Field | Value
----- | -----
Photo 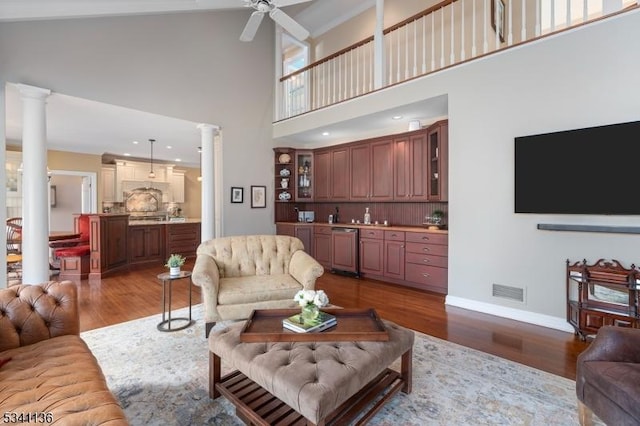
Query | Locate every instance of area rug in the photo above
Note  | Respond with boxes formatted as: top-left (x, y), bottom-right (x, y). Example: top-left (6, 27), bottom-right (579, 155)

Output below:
top-left (81, 305), bottom-right (602, 425)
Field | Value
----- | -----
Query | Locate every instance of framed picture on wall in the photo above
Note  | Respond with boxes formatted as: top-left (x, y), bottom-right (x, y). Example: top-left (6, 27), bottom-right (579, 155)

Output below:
top-left (491, 0), bottom-right (506, 43)
top-left (231, 187), bottom-right (243, 203)
top-left (250, 185), bottom-right (266, 208)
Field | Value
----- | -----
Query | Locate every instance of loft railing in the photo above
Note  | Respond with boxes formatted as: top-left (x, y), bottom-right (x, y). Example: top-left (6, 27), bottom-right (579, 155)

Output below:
top-left (277, 0), bottom-right (638, 121)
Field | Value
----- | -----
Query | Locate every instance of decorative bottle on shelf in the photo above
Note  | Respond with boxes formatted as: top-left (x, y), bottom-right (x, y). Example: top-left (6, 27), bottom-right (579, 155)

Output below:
top-left (364, 207), bottom-right (371, 225)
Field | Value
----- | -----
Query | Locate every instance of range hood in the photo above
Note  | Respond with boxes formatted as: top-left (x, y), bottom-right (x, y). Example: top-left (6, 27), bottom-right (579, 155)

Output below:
top-left (121, 180), bottom-right (169, 193)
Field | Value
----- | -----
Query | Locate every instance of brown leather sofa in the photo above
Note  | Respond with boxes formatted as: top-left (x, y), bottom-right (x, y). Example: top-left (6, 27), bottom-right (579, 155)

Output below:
top-left (576, 326), bottom-right (640, 426)
top-left (0, 281), bottom-right (128, 424)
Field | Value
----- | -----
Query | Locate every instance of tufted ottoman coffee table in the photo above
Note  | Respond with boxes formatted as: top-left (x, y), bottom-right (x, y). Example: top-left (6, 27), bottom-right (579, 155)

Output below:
top-left (208, 314), bottom-right (414, 426)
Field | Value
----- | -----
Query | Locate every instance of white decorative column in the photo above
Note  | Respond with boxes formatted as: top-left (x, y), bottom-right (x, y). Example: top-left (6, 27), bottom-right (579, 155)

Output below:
top-left (213, 130), bottom-right (223, 238)
top-left (0, 85), bottom-right (7, 288)
top-left (373, 0), bottom-right (386, 89)
top-left (16, 83), bottom-right (51, 284)
top-left (197, 123), bottom-right (220, 242)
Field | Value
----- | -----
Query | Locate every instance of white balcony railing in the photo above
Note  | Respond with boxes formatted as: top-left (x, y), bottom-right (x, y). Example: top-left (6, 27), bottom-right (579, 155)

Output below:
top-left (277, 0), bottom-right (638, 121)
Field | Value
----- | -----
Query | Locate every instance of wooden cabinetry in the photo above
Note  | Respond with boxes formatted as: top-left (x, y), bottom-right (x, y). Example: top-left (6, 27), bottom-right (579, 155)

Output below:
top-left (384, 230), bottom-right (405, 280)
top-left (295, 151), bottom-right (313, 201)
top-left (567, 259), bottom-right (640, 340)
top-left (350, 139), bottom-right (394, 201)
top-left (276, 223), bottom-right (312, 254)
top-left (331, 147), bottom-right (350, 201)
top-left (404, 232), bottom-right (448, 293)
top-left (169, 170), bottom-right (185, 203)
top-left (101, 166), bottom-right (116, 203)
top-left (313, 151), bottom-right (330, 201)
top-left (313, 226), bottom-right (332, 269)
top-left (166, 222), bottom-right (200, 259)
top-left (427, 120), bottom-right (449, 201)
top-left (359, 228), bottom-right (385, 275)
top-left (394, 131), bottom-right (429, 201)
top-left (129, 224), bottom-right (165, 266)
top-left (89, 214), bottom-right (129, 279)
top-left (286, 120), bottom-right (447, 205)
top-left (313, 147), bottom-right (350, 201)
top-left (350, 144), bottom-right (370, 201)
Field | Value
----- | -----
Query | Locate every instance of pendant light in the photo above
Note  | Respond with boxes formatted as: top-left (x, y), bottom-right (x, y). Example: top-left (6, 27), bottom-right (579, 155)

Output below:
top-left (148, 138), bottom-right (156, 179)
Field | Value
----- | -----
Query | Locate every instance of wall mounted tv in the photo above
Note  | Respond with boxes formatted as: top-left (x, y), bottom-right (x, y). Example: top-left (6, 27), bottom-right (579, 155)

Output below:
top-left (514, 120), bottom-right (640, 215)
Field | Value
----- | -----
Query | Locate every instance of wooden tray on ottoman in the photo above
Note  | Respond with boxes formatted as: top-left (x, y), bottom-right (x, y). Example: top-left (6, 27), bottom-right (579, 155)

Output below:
top-left (240, 308), bottom-right (389, 342)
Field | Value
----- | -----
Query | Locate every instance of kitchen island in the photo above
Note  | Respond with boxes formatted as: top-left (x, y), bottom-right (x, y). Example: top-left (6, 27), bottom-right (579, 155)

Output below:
top-left (128, 219), bottom-right (201, 267)
top-left (87, 214), bottom-right (201, 279)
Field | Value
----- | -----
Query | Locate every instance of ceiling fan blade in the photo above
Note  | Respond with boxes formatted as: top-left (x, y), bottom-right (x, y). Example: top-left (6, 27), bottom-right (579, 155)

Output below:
top-left (269, 8), bottom-right (309, 41)
top-left (240, 11), bottom-right (265, 42)
top-left (272, 0), bottom-right (312, 7)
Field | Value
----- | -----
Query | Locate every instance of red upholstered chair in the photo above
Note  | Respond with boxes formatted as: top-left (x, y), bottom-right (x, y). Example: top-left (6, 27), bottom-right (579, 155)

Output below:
top-left (50, 215), bottom-right (91, 278)
top-left (6, 217), bottom-right (22, 254)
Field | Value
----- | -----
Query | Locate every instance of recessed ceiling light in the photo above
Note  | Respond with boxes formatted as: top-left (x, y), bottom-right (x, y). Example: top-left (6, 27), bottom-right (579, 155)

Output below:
top-left (166, 145), bottom-right (172, 149)
top-left (123, 153), bottom-right (131, 156)
top-left (322, 131), bottom-right (330, 136)
top-left (132, 140), bottom-right (139, 144)
top-left (392, 115), bottom-right (403, 120)
top-left (175, 158), bottom-right (182, 162)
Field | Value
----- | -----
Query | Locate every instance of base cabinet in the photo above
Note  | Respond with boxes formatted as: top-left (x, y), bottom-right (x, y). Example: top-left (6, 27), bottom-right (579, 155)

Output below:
top-left (129, 225), bottom-right (165, 266)
top-left (313, 226), bottom-right (332, 269)
top-left (276, 223), bottom-right (313, 254)
top-left (359, 229), bottom-right (384, 275)
top-left (404, 232), bottom-right (448, 293)
top-left (89, 214), bottom-right (129, 279)
top-left (166, 222), bottom-right (201, 259)
top-left (383, 231), bottom-right (405, 280)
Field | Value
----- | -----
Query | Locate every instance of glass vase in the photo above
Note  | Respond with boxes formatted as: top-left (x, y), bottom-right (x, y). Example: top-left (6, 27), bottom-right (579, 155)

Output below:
top-left (301, 304), bottom-right (320, 323)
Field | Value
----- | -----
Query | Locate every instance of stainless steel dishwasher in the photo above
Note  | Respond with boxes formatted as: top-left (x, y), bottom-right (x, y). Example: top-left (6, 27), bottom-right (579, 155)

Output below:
top-left (330, 227), bottom-right (359, 277)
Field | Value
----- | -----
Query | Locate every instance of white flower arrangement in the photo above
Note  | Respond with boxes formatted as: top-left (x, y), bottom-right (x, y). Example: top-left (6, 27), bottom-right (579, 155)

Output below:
top-left (294, 289), bottom-right (329, 308)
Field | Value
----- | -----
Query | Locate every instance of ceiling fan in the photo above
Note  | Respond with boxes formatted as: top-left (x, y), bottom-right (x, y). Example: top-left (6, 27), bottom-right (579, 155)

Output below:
top-left (240, 0), bottom-right (311, 42)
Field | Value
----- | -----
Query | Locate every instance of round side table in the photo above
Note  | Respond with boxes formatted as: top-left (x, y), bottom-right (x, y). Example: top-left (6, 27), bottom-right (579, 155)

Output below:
top-left (157, 270), bottom-right (193, 332)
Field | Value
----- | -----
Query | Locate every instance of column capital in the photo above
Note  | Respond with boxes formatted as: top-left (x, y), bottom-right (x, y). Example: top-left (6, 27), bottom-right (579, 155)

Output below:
top-left (197, 123), bottom-right (220, 134)
top-left (15, 83), bottom-right (51, 100)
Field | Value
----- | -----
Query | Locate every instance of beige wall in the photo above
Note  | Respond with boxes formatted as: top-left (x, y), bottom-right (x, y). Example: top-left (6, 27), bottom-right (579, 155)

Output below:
top-left (181, 167), bottom-right (202, 219)
top-left (0, 10), bottom-right (275, 237)
top-left (47, 149), bottom-right (102, 204)
top-left (49, 150), bottom-right (203, 218)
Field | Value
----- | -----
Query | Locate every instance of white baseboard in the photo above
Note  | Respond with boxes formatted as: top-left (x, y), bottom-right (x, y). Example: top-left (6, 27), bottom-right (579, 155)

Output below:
top-left (445, 295), bottom-right (575, 334)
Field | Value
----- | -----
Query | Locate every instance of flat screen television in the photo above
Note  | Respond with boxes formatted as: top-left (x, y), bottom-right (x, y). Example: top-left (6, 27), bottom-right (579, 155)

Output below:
top-left (514, 120), bottom-right (640, 215)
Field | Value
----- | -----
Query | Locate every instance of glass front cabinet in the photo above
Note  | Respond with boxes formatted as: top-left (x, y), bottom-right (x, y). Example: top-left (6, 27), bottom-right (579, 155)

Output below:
top-left (295, 151), bottom-right (313, 201)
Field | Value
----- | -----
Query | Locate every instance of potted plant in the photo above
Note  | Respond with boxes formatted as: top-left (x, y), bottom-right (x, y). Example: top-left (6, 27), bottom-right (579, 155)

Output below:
top-left (165, 253), bottom-right (186, 276)
top-left (431, 210), bottom-right (444, 225)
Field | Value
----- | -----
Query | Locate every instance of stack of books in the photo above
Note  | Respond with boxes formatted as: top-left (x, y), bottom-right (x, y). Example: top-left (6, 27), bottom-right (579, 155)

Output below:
top-left (283, 311), bottom-right (337, 333)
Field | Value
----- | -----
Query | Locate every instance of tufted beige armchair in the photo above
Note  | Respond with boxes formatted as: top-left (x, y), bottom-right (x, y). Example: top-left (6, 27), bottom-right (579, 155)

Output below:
top-left (192, 235), bottom-right (324, 337)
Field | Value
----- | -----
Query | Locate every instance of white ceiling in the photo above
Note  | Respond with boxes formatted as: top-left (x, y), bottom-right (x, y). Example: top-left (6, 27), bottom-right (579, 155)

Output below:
top-left (1, 0), bottom-right (446, 167)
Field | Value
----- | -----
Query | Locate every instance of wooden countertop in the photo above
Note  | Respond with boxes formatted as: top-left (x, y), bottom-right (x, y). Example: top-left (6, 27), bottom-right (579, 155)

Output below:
top-left (276, 221), bottom-right (447, 234)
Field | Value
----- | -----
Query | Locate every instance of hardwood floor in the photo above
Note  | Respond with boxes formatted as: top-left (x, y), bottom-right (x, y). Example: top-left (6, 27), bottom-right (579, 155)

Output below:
top-left (54, 260), bottom-right (589, 381)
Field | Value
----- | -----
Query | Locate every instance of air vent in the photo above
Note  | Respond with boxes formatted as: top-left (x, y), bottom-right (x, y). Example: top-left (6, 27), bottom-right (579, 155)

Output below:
top-left (492, 283), bottom-right (525, 303)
